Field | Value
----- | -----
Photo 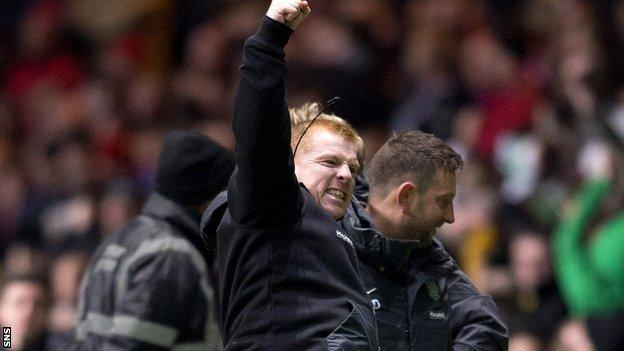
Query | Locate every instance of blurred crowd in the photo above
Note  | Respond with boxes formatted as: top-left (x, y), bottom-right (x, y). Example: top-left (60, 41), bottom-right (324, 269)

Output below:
top-left (1, 0), bottom-right (624, 350)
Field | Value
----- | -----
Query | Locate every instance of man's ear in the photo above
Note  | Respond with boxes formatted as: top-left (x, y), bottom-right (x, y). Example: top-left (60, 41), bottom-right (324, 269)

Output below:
top-left (396, 182), bottom-right (416, 214)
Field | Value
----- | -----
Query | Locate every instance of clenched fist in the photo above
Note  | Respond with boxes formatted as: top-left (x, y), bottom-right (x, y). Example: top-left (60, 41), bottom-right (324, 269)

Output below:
top-left (266, 0), bottom-right (311, 30)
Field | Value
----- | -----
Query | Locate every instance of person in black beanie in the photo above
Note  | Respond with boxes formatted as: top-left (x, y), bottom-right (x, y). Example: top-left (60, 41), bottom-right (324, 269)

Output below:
top-left (155, 130), bottom-right (235, 209)
top-left (73, 130), bottom-right (234, 350)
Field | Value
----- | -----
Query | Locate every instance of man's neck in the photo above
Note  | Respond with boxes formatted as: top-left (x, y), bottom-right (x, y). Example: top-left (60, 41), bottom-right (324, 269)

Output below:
top-left (365, 201), bottom-right (401, 239)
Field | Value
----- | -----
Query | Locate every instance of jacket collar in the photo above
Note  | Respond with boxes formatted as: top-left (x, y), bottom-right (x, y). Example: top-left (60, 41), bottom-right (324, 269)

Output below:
top-left (200, 191), bottom-right (228, 254)
top-left (342, 199), bottom-right (455, 275)
top-left (142, 192), bottom-right (201, 240)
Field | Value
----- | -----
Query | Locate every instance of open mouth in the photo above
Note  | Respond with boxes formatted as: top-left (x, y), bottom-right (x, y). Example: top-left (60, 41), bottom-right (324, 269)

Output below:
top-left (326, 188), bottom-right (347, 201)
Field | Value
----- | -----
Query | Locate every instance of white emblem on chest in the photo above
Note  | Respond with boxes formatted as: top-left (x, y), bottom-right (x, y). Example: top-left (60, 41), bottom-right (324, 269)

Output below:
top-left (335, 230), bottom-right (354, 247)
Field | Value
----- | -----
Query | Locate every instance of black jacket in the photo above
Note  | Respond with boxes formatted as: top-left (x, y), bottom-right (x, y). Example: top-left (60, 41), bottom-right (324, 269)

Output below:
top-left (341, 198), bottom-right (509, 350)
top-left (201, 17), bottom-right (378, 351)
top-left (73, 193), bottom-right (220, 350)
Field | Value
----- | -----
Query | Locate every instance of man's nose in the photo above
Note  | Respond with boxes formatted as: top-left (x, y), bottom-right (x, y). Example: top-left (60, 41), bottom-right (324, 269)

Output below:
top-left (336, 164), bottom-right (352, 183)
top-left (445, 204), bottom-right (455, 224)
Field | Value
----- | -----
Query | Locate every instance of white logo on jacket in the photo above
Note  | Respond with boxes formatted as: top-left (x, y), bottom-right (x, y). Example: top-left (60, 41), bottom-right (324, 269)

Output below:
top-left (371, 299), bottom-right (381, 311)
top-left (335, 230), bottom-right (354, 247)
top-left (367, 288), bottom-right (381, 311)
top-left (429, 311), bottom-right (448, 319)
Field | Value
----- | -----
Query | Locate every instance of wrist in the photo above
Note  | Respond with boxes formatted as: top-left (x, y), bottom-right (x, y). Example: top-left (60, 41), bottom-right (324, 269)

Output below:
top-left (257, 16), bottom-right (293, 48)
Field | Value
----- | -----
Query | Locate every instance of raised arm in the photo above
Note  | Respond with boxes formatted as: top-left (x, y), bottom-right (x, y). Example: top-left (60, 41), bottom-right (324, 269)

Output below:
top-left (228, 0), bottom-right (311, 227)
top-left (553, 178), bottom-right (624, 316)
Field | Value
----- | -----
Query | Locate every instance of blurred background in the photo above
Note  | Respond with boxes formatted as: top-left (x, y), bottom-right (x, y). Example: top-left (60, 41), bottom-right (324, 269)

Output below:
top-left (1, 0), bottom-right (624, 350)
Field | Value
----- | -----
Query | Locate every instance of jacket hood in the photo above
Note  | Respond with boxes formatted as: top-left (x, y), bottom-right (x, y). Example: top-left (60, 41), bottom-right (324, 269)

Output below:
top-left (144, 192), bottom-right (200, 236)
top-left (200, 190), bottom-right (229, 254)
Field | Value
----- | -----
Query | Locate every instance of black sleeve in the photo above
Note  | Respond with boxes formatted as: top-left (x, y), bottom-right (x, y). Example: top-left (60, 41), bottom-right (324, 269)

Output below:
top-left (448, 271), bottom-right (509, 351)
top-left (228, 16), bottom-right (303, 228)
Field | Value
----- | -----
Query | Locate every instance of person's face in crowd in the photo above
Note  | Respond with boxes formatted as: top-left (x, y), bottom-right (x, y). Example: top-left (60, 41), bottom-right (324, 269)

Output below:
top-left (0, 281), bottom-right (48, 348)
top-left (403, 168), bottom-right (456, 247)
top-left (295, 130), bottom-right (359, 220)
top-left (510, 233), bottom-right (550, 291)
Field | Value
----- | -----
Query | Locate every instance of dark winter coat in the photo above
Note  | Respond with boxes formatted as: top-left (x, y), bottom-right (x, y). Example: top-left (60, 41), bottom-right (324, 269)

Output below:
top-left (73, 192), bottom-right (220, 350)
top-left (341, 197), bottom-right (509, 350)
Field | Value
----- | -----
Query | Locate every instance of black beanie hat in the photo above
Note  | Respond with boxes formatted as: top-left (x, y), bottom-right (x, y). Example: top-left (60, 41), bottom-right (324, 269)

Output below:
top-left (155, 130), bottom-right (235, 205)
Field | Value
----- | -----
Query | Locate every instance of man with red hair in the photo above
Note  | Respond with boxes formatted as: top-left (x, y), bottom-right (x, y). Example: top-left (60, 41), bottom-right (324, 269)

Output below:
top-left (202, 1), bottom-right (378, 350)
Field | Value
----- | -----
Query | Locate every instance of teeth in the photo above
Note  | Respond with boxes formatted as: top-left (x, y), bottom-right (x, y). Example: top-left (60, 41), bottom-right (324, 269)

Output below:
top-left (326, 189), bottom-right (346, 200)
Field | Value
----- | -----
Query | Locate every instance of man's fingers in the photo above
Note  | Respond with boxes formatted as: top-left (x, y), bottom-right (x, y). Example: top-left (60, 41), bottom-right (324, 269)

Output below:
top-left (298, 2), bottom-right (311, 16)
top-left (287, 1), bottom-right (311, 23)
top-left (285, 1), bottom-right (308, 16)
top-left (283, 4), bottom-right (302, 22)
top-left (266, 0), bottom-right (311, 29)
top-left (284, 4), bottom-right (299, 15)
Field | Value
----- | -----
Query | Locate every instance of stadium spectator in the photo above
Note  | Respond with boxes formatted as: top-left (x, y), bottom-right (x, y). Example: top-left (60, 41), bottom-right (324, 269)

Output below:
top-left (553, 146), bottom-right (624, 351)
top-left (47, 249), bottom-right (90, 350)
top-left (73, 130), bottom-right (233, 350)
top-left (495, 230), bottom-right (567, 350)
top-left (0, 274), bottom-right (51, 351)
